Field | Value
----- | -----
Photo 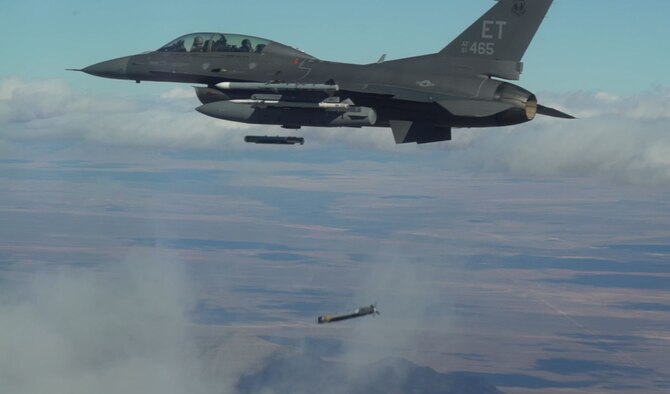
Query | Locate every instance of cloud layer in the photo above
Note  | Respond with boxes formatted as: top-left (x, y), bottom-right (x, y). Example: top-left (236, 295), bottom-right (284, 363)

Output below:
top-left (440, 89), bottom-right (670, 183)
top-left (1, 77), bottom-right (669, 183)
top-left (0, 77), bottom-right (256, 150)
top-left (0, 254), bottom-right (218, 394)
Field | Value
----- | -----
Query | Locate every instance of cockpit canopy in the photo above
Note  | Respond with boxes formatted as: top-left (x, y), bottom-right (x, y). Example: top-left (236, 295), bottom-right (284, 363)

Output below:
top-left (156, 32), bottom-right (316, 59)
top-left (158, 33), bottom-right (270, 54)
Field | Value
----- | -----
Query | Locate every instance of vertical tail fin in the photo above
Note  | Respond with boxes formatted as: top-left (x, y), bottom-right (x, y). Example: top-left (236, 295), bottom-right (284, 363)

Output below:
top-left (440, 0), bottom-right (553, 62)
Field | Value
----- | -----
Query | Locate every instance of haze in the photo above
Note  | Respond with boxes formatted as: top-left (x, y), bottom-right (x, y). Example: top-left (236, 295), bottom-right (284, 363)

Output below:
top-left (2, 1), bottom-right (670, 393)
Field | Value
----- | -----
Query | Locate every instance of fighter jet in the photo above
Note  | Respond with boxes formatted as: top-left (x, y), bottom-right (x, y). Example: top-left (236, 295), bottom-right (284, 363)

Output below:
top-left (317, 304), bottom-right (380, 324)
top-left (76, 0), bottom-right (572, 144)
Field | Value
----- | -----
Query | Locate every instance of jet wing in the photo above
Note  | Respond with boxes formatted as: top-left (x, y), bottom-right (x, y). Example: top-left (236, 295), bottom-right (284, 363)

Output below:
top-left (358, 84), bottom-right (573, 119)
top-left (360, 84), bottom-right (515, 117)
top-left (213, 82), bottom-right (506, 117)
top-left (359, 83), bottom-right (449, 103)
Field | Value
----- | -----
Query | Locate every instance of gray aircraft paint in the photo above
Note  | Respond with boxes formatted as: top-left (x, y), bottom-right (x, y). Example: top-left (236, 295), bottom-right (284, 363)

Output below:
top-left (77, 0), bottom-right (572, 144)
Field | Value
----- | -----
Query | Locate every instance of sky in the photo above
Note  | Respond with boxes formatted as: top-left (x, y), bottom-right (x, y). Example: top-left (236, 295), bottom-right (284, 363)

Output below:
top-left (1, 0), bottom-right (669, 94)
top-left (1, 1), bottom-right (670, 394)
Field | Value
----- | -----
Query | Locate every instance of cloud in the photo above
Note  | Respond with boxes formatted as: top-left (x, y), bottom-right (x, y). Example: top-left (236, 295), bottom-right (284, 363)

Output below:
top-left (0, 253), bottom-right (222, 394)
top-left (339, 255), bottom-right (450, 366)
top-left (0, 77), bottom-right (257, 150)
top-left (437, 88), bottom-right (670, 184)
top-left (2, 77), bottom-right (669, 183)
top-left (160, 87), bottom-right (197, 100)
top-left (0, 76), bottom-right (134, 123)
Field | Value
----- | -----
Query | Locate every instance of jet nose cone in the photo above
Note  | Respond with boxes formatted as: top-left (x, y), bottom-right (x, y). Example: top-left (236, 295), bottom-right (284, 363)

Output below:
top-left (82, 56), bottom-right (130, 79)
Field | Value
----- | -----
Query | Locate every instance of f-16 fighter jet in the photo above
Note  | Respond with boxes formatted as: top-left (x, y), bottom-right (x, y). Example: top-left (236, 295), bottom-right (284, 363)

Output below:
top-left (76, 0), bottom-right (572, 144)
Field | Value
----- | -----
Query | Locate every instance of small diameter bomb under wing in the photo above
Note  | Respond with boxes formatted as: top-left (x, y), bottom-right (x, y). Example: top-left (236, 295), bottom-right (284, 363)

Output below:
top-left (244, 135), bottom-right (304, 145)
top-left (317, 304), bottom-right (379, 324)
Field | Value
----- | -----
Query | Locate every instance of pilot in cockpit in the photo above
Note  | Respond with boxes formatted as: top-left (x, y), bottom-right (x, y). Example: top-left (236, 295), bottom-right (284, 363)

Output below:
top-left (240, 39), bottom-right (253, 52)
top-left (212, 35), bottom-right (229, 52)
top-left (191, 36), bottom-right (205, 52)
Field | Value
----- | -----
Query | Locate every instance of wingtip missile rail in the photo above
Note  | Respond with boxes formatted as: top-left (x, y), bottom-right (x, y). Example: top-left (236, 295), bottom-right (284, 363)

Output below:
top-left (215, 82), bottom-right (339, 94)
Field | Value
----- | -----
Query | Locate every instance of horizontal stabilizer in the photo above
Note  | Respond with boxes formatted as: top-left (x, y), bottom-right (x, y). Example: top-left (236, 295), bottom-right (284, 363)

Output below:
top-left (390, 121), bottom-right (451, 144)
top-left (537, 104), bottom-right (575, 119)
